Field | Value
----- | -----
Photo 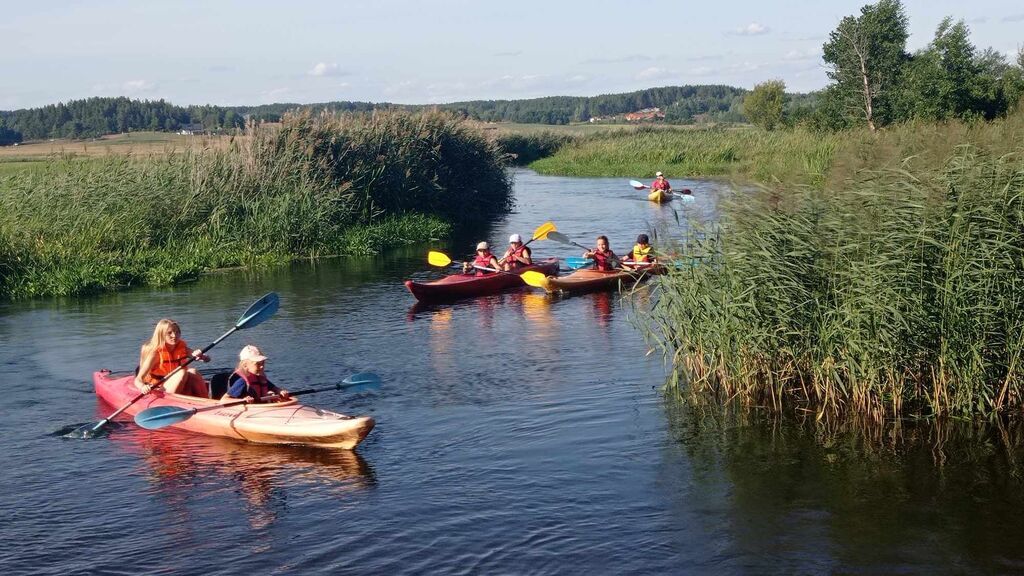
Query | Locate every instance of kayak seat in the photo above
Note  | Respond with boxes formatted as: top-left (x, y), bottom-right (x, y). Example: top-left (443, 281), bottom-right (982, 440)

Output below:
top-left (209, 372), bottom-right (232, 400)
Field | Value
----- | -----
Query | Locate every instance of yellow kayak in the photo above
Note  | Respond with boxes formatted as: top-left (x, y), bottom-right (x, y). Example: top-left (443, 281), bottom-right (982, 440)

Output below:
top-left (648, 189), bottom-right (673, 203)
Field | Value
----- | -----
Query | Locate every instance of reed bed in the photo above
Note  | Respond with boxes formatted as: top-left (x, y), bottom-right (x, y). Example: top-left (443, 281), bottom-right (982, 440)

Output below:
top-left (0, 110), bottom-right (510, 299)
top-left (645, 110), bottom-right (1024, 420)
top-left (530, 126), bottom-right (839, 187)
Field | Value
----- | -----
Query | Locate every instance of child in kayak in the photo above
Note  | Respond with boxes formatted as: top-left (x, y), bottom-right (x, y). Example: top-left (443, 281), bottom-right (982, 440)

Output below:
top-left (135, 318), bottom-right (210, 397)
top-left (500, 233), bottom-right (533, 271)
top-left (622, 234), bottom-right (657, 269)
top-left (221, 345), bottom-right (290, 404)
top-left (582, 235), bottom-right (621, 271)
top-left (462, 241), bottom-right (501, 275)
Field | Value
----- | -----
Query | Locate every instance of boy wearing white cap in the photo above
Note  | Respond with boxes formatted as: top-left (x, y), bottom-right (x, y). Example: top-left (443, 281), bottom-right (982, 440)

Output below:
top-left (500, 233), bottom-right (533, 271)
top-left (220, 344), bottom-right (290, 403)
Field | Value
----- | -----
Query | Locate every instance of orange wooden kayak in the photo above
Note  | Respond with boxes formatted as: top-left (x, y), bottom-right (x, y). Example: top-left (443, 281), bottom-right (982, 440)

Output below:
top-left (535, 264), bottom-right (666, 294)
top-left (92, 370), bottom-right (375, 449)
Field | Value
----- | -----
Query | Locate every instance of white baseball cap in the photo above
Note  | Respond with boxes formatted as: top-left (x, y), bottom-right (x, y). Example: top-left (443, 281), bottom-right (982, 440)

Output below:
top-left (655, 171), bottom-right (663, 177)
top-left (476, 241), bottom-right (489, 250)
top-left (239, 345), bottom-right (268, 362)
top-left (509, 233), bottom-right (522, 243)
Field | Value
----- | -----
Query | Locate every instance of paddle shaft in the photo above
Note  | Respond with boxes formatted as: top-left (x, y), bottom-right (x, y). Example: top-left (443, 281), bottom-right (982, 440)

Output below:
top-left (178, 380), bottom-right (370, 414)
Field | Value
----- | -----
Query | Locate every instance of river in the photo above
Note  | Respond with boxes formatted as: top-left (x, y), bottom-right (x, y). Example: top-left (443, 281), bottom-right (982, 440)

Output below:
top-left (1, 169), bottom-right (1022, 574)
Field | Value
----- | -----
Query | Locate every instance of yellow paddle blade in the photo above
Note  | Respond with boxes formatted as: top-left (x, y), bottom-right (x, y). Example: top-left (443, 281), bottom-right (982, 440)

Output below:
top-left (532, 221), bottom-right (557, 241)
top-left (427, 251), bottom-right (453, 267)
top-left (520, 270), bottom-right (549, 289)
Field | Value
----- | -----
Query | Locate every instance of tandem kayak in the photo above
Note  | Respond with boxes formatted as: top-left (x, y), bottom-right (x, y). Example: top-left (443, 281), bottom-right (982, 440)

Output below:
top-left (404, 258), bottom-right (560, 302)
top-left (534, 264), bottom-right (666, 295)
top-left (92, 371), bottom-right (375, 449)
top-left (648, 189), bottom-right (673, 203)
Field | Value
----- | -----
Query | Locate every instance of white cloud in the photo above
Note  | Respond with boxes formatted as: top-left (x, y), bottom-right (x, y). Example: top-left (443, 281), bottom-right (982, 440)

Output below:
top-left (689, 66), bottom-right (715, 76)
top-left (635, 67), bottom-right (669, 80)
top-left (122, 79), bottom-right (156, 93)
top-left (567, 75), bottom-right (588, 83)
top-left (733, 23), bottom-right (770, 36)
top-left (308, 62), bottom-right (345, 77)
top-left (783, 48), bottom-right (821, 62)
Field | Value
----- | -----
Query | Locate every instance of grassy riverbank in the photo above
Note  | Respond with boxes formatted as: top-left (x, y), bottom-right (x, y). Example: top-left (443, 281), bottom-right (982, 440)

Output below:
top-left (528, 126), bottom-right (839, 186)
top-left (0, 110), bottom-right (510, 299)
top-left (644, 109), bottom-right (1024, 420)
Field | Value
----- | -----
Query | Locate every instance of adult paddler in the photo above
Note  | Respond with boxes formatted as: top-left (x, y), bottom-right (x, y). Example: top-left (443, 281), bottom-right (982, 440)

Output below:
top-left (651, 171), bottom-right (671, 193)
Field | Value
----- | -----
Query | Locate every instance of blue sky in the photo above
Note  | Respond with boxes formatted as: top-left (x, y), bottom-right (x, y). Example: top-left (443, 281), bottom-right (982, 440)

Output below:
top-left (2, 0), bottom-right (1022, 109)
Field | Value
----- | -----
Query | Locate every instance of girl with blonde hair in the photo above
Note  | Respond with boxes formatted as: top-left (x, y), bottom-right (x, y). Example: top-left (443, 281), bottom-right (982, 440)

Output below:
top-left (134, 318), bottom-right (210, 397)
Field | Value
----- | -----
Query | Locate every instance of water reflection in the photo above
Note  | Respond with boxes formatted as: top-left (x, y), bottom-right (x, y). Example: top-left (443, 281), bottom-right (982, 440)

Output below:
top-left (663, 400), bottom-right (1024, 573)
top-left (112, 427), bottom-right (375, 531)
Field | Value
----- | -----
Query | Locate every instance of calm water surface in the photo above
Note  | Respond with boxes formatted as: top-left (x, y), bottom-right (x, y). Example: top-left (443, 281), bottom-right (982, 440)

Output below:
top-left (2, 170), bottom-right (1022, 574)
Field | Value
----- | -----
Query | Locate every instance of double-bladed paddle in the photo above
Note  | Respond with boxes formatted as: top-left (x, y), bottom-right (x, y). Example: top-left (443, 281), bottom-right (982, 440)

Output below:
top-left (427, 250), bottom-right (549, 289)
top-left (629, 180), bottom-right (694, 201)
top-left (133, 372), bottom-right (381, 430)
top-left (75, 292), bottom-right (280, 437)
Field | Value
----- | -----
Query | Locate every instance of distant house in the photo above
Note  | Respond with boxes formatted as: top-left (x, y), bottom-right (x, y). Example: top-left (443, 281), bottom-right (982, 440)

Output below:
top-left (624, 107), bottom-right (665, 121)
top-left (178, 123), bottom-right (205, 135)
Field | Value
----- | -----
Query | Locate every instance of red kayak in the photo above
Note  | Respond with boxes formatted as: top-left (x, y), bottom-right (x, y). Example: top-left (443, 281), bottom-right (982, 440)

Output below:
top-left (92, 371), bottom-right (375, 449)
top-left (405, 258), bottom-right (560, 302)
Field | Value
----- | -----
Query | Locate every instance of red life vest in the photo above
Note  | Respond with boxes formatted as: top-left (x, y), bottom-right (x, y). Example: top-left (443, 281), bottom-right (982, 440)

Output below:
top-left (503, 245), bottom-right (530, 268)
top-left (232, 369), bottom-right (273, 402)
top-left (473, 251), bottom-right (496, 271)
top-left (652, 179), bottom-right (671, 191)
top-left (592, 249), bottom-right (617, 271)
top-left (145, 340), bottom-right (190, 384)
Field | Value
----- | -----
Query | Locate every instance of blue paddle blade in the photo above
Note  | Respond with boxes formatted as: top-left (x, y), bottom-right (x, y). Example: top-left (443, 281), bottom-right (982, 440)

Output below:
top-left (565, 257), bottom-right (593, 270)
top-left (236, 292), bottom-right (280, 330)
top-left (343, 380), bottom-right (381, 393)
top-left (343, 372), bottom-right (381, 386)
top-left (134, 406), bottom-right (196, 430)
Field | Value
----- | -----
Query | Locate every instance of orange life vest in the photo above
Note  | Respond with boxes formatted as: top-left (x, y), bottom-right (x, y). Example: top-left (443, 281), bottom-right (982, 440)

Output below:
top-left (145, 339), bottom-right (190, 384)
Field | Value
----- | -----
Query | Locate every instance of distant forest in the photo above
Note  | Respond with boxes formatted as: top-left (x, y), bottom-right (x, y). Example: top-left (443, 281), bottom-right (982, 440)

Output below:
top-left (0, 85), bottom-right (814, 144)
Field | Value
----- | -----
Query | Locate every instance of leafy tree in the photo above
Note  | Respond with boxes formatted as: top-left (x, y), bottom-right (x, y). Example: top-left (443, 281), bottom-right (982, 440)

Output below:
top-left (0, 118), bottom-right (22, 145)
top-left (743, 80), bottom-right (787, 130)
top-left (822, 0), bottom-right (909, 131)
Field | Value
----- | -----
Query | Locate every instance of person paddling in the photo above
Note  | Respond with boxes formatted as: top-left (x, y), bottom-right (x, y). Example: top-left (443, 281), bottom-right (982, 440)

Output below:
top-left (135, 319), bottom-right (210, 397)
top-left (500, 233), bottom-right (533, 271)
top-left (582, 235), bottom-right (621, 271)
top-left (220, 345), bottom-right (290, 404)
top-left (651, 171), bottom-right (671, 193)
top-left (462, 241), bottom-right (501, 275)
top-left (623, 234), bottom-right (657, 269)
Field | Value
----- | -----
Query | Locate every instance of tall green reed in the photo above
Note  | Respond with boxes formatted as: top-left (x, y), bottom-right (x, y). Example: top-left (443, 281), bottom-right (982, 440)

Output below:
top-left (0, 110), bottom-right (511, 299)
top-left (646, 111), bottom-right (1024, 420)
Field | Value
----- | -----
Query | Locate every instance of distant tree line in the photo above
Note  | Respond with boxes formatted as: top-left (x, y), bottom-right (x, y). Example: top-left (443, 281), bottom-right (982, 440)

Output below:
top-left (436, 85), bottom-right (749, 124)
top-left (0, 86), bottom-right (769, 144)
